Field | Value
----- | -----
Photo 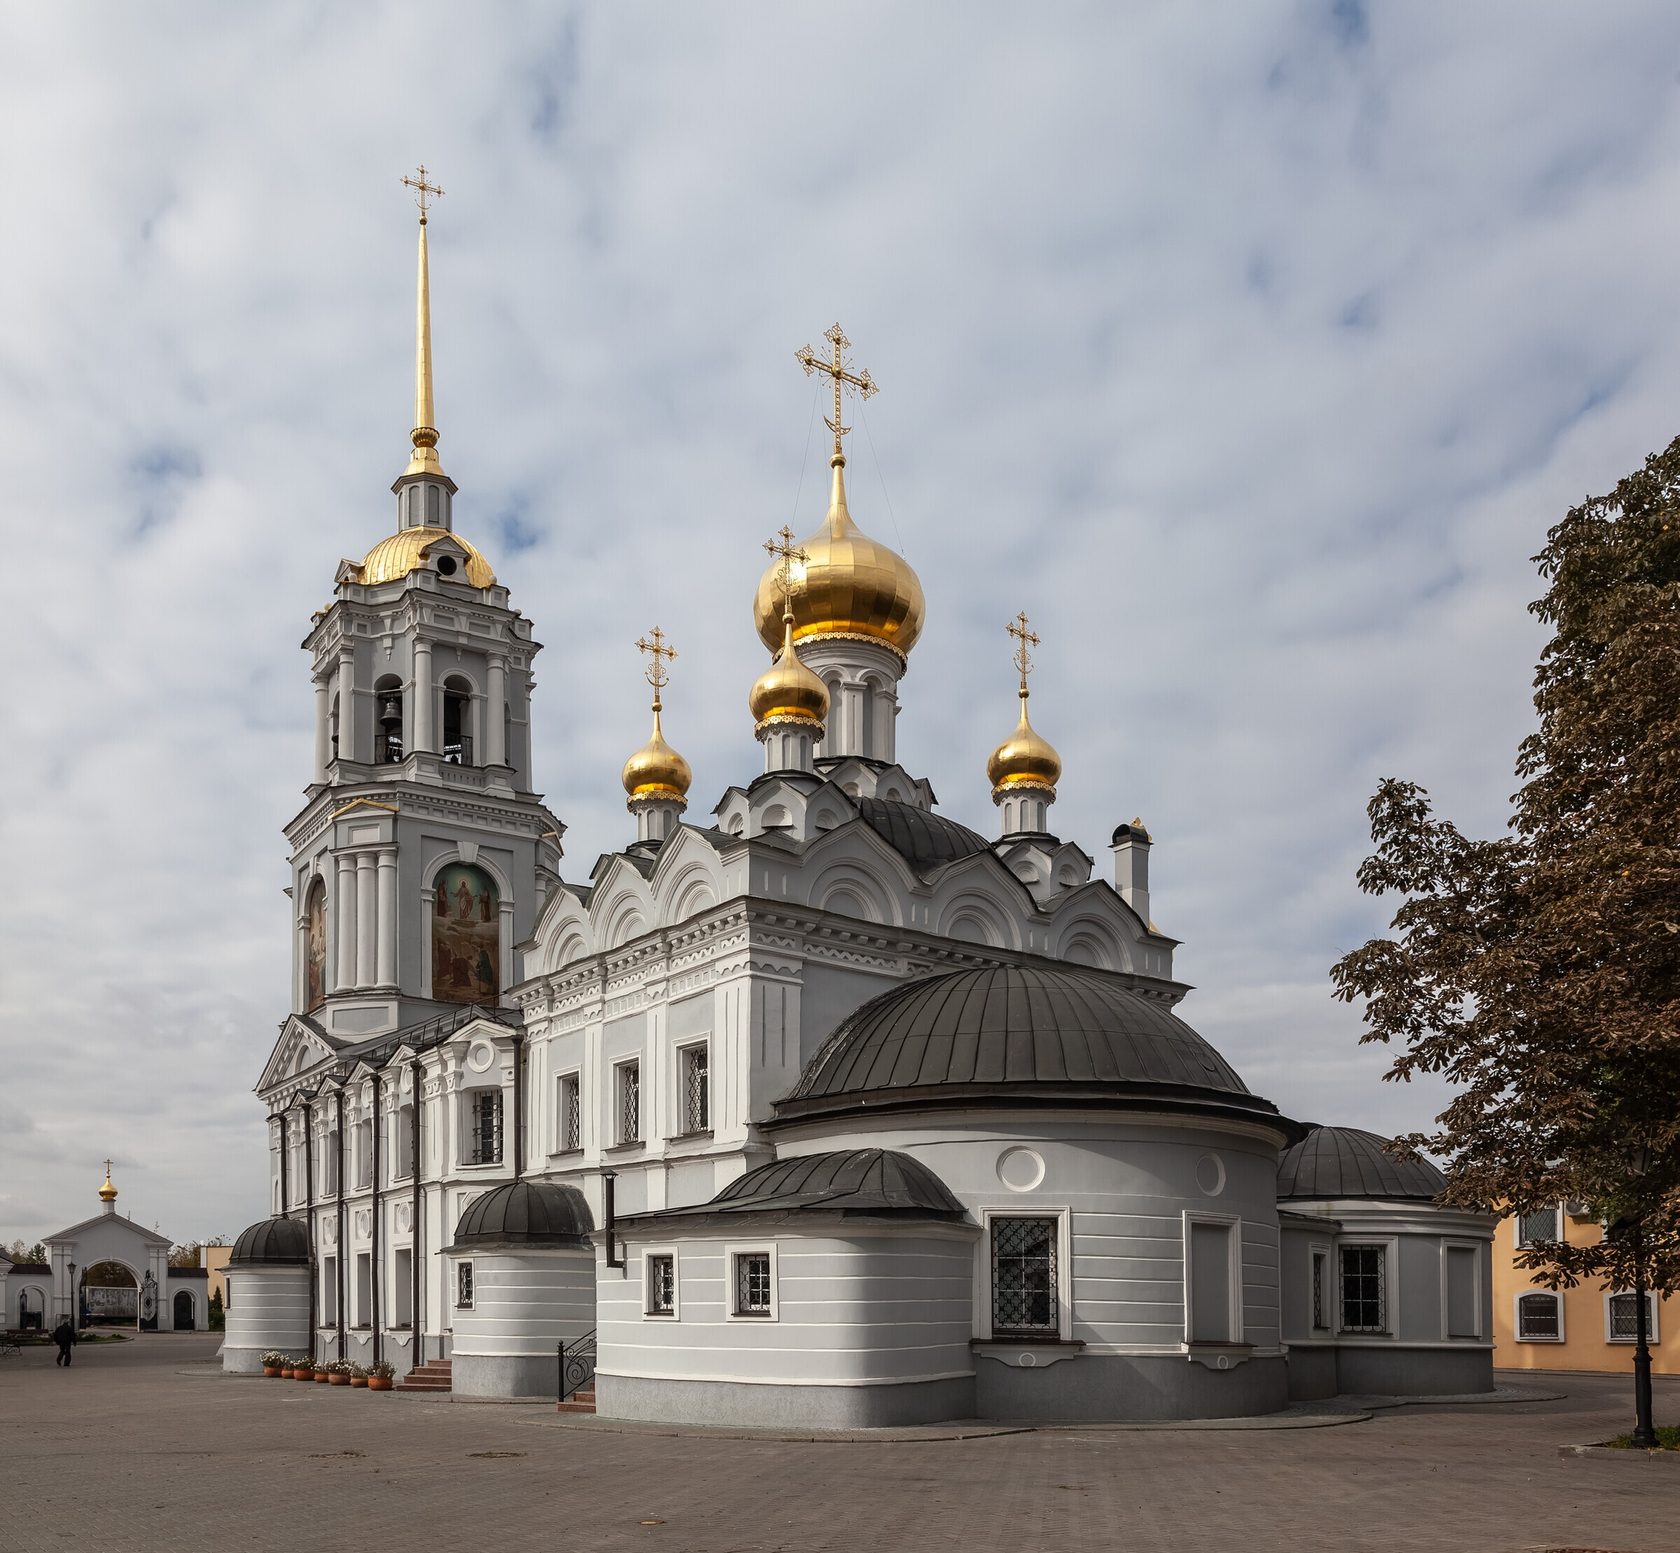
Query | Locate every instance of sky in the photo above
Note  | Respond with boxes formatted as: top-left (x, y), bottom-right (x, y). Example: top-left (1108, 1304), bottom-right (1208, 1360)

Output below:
top-left (5, 1), bottom-right (1680, 1245)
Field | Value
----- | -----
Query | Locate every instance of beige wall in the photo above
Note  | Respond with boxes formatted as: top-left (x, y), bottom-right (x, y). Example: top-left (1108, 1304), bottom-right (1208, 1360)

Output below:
top-left (201, 1246), bottom-right (232, 1307)
top-left (1491, 1209), bottom-right (1678, 1374)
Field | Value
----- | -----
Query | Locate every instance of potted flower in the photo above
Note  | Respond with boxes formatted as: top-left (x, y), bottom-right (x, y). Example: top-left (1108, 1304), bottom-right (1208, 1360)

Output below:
top-left (367, 1360), bottom-right (396, 1392)
top-left (279, 1356), bottom-right (299, 1379)
top-left (293, 1357), bottom-right (316, 1382)
top-left (349, 1362), bottom-right (369, 1389)
top-left (261, 1351), bottom-right (284, 1378)
top-left (327, 1359), bottom-right (351, 1386)
top-left (314, 1358), bottom-right (332, 1382)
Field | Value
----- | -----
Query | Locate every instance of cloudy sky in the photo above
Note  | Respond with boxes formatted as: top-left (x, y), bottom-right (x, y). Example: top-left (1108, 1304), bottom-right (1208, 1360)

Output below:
top-left (5, 1), bottom-right (1680, 1245)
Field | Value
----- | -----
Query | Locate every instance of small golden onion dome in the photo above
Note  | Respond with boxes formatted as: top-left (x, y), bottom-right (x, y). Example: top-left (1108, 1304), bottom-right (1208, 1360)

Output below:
top-left (98, 1171), bottom-right (118, 1204)
top-left (356, 527), bottom-right (496, 588)
top-left (752, 457), bottom-right (924, 656)
top-left (987, 689), bottom-right (1062, 794)
top-left (621, 704), bottom-right (692, 802)
top-left (750, 616), bottom-right (831, 726)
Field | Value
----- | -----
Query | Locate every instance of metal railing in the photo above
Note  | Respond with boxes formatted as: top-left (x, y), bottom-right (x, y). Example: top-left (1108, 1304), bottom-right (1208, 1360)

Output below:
top-left (557, 1330), bottom-right (596, 1402)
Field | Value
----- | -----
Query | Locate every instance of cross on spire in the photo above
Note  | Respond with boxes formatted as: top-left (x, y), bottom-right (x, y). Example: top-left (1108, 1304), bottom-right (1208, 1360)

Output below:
top-left (401, 164), bottom-right (444, 225)
top-left (796, 323), bottom-right (877, 460)
top-left (1007, 610), bottom-right (1040, 689)
top-left (763, 525), bottom-right (810, 619)
top-left (102, 1157), bottom-right (113, 1179)
top-left (635, 627), bottom-right (677, 703)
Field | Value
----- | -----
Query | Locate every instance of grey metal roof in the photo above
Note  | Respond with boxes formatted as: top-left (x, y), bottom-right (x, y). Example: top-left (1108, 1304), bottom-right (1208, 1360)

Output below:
top-left (855, 797), bottom-right (990, 873)
top-left (776, 965), bottom-right (1282, 1128)
top-left (1276, 1126), bottom-right (1446, 1202)
top-left (226, 1217), bottom-right (309, 1268)
top-left (342, 1003), bottom-right (515, 1068)
top-left (443, 1180), bottom-right (594, 1252)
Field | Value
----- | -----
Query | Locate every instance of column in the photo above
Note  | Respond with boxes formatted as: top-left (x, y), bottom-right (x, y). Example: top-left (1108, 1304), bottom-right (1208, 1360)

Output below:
top-left (355, 853), bottom-right (377, 990)
top-left (412, 638), bottom-right (434, 753)
top-left (486, 656), bottom-right (507, 766)
top-left (840, 682), bottom-right (865, 759)
top-left (313, 678), bottom-right (331, 782)
top-left (337, 647), bottom-right (356, 764)
top-left (334, 853), bottom-right (358, 993)
top-left (376, 849), bottom-right (398, 990)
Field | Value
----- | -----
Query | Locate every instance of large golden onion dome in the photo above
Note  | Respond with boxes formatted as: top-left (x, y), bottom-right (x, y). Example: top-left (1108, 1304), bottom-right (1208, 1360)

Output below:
top-left (356, 527), bottom-right (496, 588)
top-left (987, 687), bottom-right (1062, 795)
top-left (750, 614), bottom-right (831, 727)
top-left (621, 703), bottom-right (692, 803)
top-left (752, 456), bottom-right (923, 656)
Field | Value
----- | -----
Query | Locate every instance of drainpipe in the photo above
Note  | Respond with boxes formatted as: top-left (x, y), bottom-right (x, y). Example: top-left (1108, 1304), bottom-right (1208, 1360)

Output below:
top-left (301, 1096), bottom-right (316, 1359)
top-left (335, 1089), bottom-right (346, 1361)
top-left (512, 1031), bottom-right (525, 1179)
top-left (602, 1168), bottom-right (624, 1270)
top-left (371, 1071), bottom-right (382, 1367)
top-left (411, 1059), bottom-right (423, 1368)
top-left (277, 1110), bottom-right (289, 1217)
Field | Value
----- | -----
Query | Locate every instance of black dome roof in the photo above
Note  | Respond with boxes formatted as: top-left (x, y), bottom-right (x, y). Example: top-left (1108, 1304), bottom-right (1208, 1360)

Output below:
top-left (226, 1217), bottom-right (309, 1268)
top-left (856, 798), bottom-right (990, 873)
top-left (445, 1180), bottom-right (593, 1252)
top-left (777, 965), bottom-right (1283, 1128)
top-left (709, 1149), bottom-right (965, 1217)
top-left (1277, 1126), bottom-right (1446, 1202)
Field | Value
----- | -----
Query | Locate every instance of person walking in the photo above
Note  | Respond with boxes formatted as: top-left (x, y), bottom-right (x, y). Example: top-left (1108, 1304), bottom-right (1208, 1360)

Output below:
top-left (51, 1318), bottom-right (76, 1367)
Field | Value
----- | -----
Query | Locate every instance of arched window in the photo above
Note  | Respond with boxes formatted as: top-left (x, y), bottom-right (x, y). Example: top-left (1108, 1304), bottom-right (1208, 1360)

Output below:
top-left (304, 880), bottom-right (328, 1012)
top-left (442, 676), bottom-right (473, 766)
top-left (374, 674), bottom-right (404, 763)
top-left (329, 694), bottom-right (340, 763)
top-left (432, 863), bottom-right (499, 1003)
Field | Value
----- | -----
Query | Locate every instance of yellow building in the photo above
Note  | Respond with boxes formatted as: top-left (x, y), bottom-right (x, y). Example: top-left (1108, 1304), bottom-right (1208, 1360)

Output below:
top-left (201, 1245), bottom-right (232, 1308)
top-left (1492, 1203), bottom-right (1678, 1374)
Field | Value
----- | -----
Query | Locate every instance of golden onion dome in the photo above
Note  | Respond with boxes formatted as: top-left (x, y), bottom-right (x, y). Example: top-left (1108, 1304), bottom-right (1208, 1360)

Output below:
top-left (750, 616), bottom-right (831, 726)
top-left (356, 526), bottom-right (496, 588)
top-left (987, 689), bottom-right (1062, 794)
top-left (752, 457), bottom-right (924, 656)
top-left (98, 1170), bottom-right (118, 1204)
top-left (621, 704), bottom-right (692, 803)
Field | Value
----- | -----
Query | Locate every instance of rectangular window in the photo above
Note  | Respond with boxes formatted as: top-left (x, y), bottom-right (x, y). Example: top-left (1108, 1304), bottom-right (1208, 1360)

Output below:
top-left (1311, 1249), bottom-right (1329, 1331)
top-left (467, 1089), bottom-right (503, 1166)
top-left (323, 1131), bottom-right (340, 1196)
top-left (456, 1261), bottom-right (475, 1310)
top-left (1517, 1291), bottom-right (1563, 1341)
top-left (557, 1073), bottom-right (581, 1152)
top-left (1187, 1219), bottom-right (1237, 1343)
top-left (321, 1255), bottom-right (338, 1326)
top-left (355, 1120), bottom-right (373, 1190)
top-left (394, 1106), bottom-right (415, 1181)
top-left (1607, 1291), bottom-right (1659, 1343)
top-left (990, 1216), bottom-right (1059, 1336)
top-left (617, 1062), bottom-right (640, 1146)
top-left (733, 1251), bottom-right (773, 1317)
top-left (680, 1045), bottom-right (709, 1134)
top-left (1445, 1245), bottom-right (1479, 1338)
top-left (1517, 1206), bottom-right (1559, 1247)
top-left (354, 1252), bottom-right (372, 1328)
top-left (1339, 1245), bottom-right (1387, 1334)
top-left (645, 1253), bottom-right (677, 1317)
top-left (391, 1248), bottom-right (413, 1329)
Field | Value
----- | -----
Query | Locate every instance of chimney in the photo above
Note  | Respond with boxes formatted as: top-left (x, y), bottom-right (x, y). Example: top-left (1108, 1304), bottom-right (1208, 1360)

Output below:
top-left (1111, 818), bottom-right (1151, 925)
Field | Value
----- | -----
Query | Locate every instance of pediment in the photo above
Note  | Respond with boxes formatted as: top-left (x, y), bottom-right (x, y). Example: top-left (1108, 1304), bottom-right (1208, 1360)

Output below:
top-left (257, 1015), bottom-right (345, 1095)
top-left (45, 1210), bottom-right (173, 1248)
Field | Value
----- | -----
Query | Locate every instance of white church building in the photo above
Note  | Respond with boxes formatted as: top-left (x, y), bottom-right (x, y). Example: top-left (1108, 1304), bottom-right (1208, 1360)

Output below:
top-left (225, 179), bottom-right (1494, 1423)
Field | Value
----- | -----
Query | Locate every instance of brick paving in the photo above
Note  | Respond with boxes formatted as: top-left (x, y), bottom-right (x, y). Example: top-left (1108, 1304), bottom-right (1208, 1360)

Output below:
top-left (3, 1334), bottom-right (1677, 1553)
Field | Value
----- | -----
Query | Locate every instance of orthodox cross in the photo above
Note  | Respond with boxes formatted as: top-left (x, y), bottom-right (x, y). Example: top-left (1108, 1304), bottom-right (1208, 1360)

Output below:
top-left (796, 323), bottom-right (877, 459)
top-left (763, 525), bottom-right (810, 617)
top-left (635, 627), bottom-right (677, 703)
top-left (102, 1157), bottom-right (113, 1179)
top-left (401, 164), bottom-right (445, 224)
top-left (1007, 610), bottom-right (1040, 689)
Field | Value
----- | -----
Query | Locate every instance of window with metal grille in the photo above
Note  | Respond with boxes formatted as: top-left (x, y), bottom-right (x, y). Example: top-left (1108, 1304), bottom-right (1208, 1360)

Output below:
top-left (617, 1062), bottom-right (640, 1145)
top-left (467, 1089), bottom-right (502, 1166)
top-left (558, 1074), bottom-right (581, 1152)
top-left (355, 1120), bottom-right (372, 1189)
top-left (323, 1131), bottom-right (339, 1195)
top-left (456, 1261), bottom-right (474, 1310)
top-left (1339, 1245), bottom-right (1387, 1333)
top-left (1311, 1250), bottom-right (1328, 1330)
top-left (1517, 1206), bottom-right (1559, 1246)
top-left (680, 1045), bottom-right (709, 1134)
top-left (1608, 1292), bottom-right (1657, 1343)
top-left (1517, 1291), bottom-right (1561, 1341)
top-left (990, 1217), bottom-right (1059, 1335)
top-left (646, 1254), bottom-right (676, 1316)
top-left (734, 1252), bottom-right (773, 1316)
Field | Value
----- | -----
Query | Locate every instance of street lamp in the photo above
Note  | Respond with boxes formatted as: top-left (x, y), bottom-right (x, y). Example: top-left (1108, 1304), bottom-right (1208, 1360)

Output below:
top-left (1610, 1139), bottom-right (1659, 1450)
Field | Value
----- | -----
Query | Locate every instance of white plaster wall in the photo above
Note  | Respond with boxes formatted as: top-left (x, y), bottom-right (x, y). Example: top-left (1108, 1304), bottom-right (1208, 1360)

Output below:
top-left (450, 1250), bottom-right (595, 1359)
top-left (222, 1266), bottom-right (310, 1372)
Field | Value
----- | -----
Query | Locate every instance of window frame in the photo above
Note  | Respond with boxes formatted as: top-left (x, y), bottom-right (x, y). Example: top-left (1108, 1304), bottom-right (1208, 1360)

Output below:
top-left (455, 1259), bottom-right (475, 1311)
top-left (1516, 1205), bottom-right (1561, 1249)
top-left (1605, 1290), bottom-right (1660, 1345)
top-left (1440, 1238), bottom-right (1484, 1341)
top-left (320, 1254), bottom-right (338, 1328)
top-left (642, 1247), bottom-right (679, 1320)
top-left (555, 1070), bottom-right (582, 1154)
top-left (464, 1087), bottom-right (504, 1168)
top-left (1309, 1243), bottom-right (1332, 1333)
top-left (725, 1243), bottom-right (779, 1322)
top-left (614, 1059), bottom-right (641, 1148)
top-left (676, 1040), bottom-right (711, 1137)
top-left (1336, 1239), bottom-right (1396, 1337)
top-left (1514, 1289), bottom-right (1565, 1343)
top-left (1182, 1209), bottom-right (1244, 1346)
top-left (978, 1207), bottom-right (1071, 1342)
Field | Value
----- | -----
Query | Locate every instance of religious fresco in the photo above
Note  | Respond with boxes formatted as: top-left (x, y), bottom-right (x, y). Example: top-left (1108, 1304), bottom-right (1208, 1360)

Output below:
top-left (305, 882), bottom-right (328, 1011)
top-left (432, 863), bottom-right (499, 1003)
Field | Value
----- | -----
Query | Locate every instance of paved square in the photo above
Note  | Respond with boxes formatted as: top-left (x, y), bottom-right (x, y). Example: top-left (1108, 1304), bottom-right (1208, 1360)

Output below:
top-left (3, 1336), bottom-right (1675, 1553)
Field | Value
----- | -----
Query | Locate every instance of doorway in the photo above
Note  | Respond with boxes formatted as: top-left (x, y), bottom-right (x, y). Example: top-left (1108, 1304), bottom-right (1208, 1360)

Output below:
top-left (172, 1290), bottom-right (195, 1331)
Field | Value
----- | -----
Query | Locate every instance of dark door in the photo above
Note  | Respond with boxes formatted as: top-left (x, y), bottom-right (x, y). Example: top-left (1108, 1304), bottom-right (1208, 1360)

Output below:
top-left (172, 1291), bottom-right (194, 1331)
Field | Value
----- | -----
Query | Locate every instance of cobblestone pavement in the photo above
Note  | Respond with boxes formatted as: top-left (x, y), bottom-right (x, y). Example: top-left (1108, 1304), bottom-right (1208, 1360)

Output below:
top-left (3, 1335), bottom-right (1677, 1553)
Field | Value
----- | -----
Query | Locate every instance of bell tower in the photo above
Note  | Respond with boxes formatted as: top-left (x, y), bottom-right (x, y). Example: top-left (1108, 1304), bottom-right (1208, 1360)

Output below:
top-left (285, 169), bottom-right (564, 1043)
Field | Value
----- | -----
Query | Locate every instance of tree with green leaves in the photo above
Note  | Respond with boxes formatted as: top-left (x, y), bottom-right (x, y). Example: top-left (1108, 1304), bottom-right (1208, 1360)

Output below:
top-left (3, 1240), bottom-right (47, 1265)
top-left (1333, 433), bottom-right (1680, 1444)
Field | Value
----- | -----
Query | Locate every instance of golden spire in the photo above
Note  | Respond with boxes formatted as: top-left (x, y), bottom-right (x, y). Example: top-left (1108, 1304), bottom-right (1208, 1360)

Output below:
top-left (622, 627), bottom-right (691, 802)
top-left (988, 610), bottom-right (1061, 794)
top-left (400, 165), bottom-right (447, 480)
top-left (750, 527), bottom-right (830, 726)
top-left (98, 1158), bottom-right (118, 1204)
top-left (796, 323), bottom-right (876, 466)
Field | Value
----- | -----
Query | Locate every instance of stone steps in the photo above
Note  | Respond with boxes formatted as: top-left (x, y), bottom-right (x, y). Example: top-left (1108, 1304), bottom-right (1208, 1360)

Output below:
top-left (396, 1359), bottom-right (453, 1393)
top-left (556, 1386), bottom-right (595, 1414)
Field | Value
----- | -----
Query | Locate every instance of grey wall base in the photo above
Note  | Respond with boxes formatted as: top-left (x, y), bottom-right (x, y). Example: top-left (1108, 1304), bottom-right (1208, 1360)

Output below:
top-left (221, 1345), bottom-right (266, 1375)
top-left (1333, 1345), bottom-right (1492, 1396)
top-left (975, 1353), bottom-right (1288, 1421)
top-left (452, 1353), bottom-right (556, 1399)
top-left (597, 1373), bottom-right (976, 1429)
top-left (1284, 1345), bottom-right (1339, 1401)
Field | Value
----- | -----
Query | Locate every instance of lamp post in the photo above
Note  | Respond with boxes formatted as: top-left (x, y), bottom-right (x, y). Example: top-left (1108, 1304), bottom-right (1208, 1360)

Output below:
top-left (66, 1262), bottom-right (76, 1326)
top-left (1608, 1211), bottom-right (1658, 1451)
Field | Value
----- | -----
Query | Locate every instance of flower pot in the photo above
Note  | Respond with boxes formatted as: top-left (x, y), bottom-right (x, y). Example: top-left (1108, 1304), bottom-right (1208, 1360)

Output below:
top-left (279, 1369), bottom-right (295, 1379)
top-left (314, 1370), bottom-right (331, 1383)
top-left (265, 1367), bottom-right (282, 1378)
top-left (350, 1376), bottom-right (368, 1388)
top-left (367, 1376), bottom-right (393, 1391)
top-left (295, 1371), bottom-right (314, 1382)
top-left (329, 1372), bottom-right (349, 1385)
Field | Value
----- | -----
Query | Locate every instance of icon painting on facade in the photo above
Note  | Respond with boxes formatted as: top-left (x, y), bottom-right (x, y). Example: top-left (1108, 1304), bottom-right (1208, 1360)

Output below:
top-left (432, 863), bottom-right (499, 1003)
top-left (305, 881), bottom-right (328, 1011)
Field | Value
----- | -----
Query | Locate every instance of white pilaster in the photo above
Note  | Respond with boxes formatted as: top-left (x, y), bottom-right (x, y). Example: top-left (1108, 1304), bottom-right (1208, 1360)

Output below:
top-left (376, 849), bottom-right (398, 989)
top-left (355, 853), bottom-right (377, 990)
top-left (334, 853), bottom-right (358, 993)
top-left (413, 638), bottom-right (433, 753)
top-left (313, 679), bottom-right (331, 783)
top-left (486, 656), bottom-right (507, 766)
top-left (336, 646), bottom-right (356, 764)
